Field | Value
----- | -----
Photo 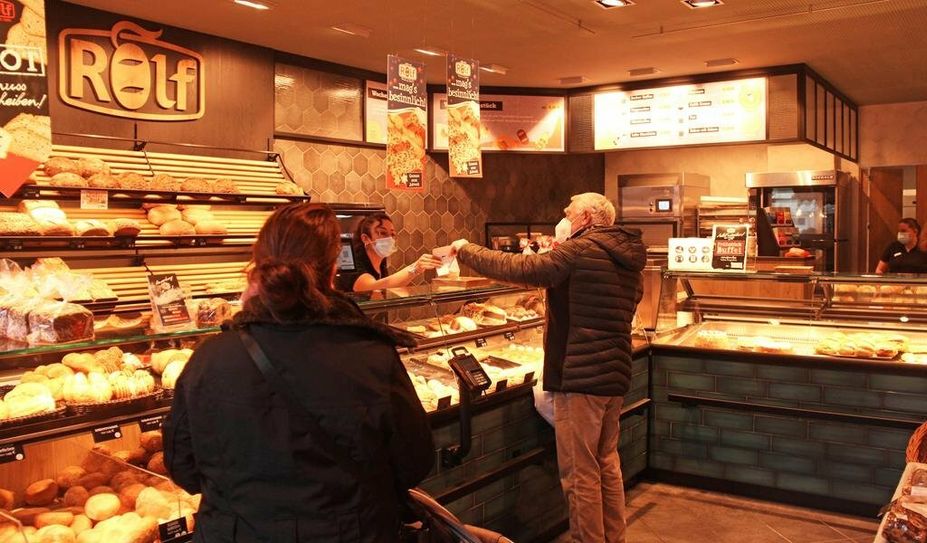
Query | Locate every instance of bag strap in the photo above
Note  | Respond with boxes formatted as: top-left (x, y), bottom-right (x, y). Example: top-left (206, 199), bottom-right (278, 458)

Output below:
top-left (237, 327), bottom-right (365, 481)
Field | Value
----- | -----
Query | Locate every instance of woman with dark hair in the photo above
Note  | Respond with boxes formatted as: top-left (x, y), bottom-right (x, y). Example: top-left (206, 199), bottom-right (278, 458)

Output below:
top-left (164, 203), bottom-right (434, 542)
top-left (876, 218), bottom-right (927, 274)
top-left (340, 212), bottom-right (441, 292)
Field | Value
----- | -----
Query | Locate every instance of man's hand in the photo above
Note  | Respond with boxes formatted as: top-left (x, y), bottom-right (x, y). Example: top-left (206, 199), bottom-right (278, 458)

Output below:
top-left (449, 239), bottom-right (469, 256)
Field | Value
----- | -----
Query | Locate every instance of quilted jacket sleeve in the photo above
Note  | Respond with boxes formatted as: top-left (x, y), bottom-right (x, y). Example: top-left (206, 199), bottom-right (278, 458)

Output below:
top-left (457, 242), bottom-right (578, 288)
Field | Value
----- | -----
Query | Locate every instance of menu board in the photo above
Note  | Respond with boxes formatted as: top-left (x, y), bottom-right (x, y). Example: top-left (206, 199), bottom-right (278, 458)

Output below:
top-left (712, 224), bottom-right (750, 271)
top-left (364, 80), bottom-right (388, 144)
top-left (433, 94), bottom-right (565, 152)
top-left (0, 0), bottom-right (51, 197)
top-left (386, 55), bottom-right (427, 192)
top-left (594, 78), bottom-right (766, 151)
top-left (445, 55), bottom-right (482, 177)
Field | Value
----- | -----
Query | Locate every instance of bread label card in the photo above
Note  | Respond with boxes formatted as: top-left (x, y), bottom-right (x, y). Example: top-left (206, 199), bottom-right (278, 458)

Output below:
top-left (446, 55), bottom-right (482, 178)
top-left (158, 517), bottom-right (191, 543)
top-left (80, 189), bottom-right (108, 210)
top-left (139, 415), bottom-right (164, 432)
top-left (0, 444), bottom-right (24, 464)
top-left (148, 273), bottom-right (193, 329)
top-left (475, 337), bottom-right (488, 348)
top-left (91, 424), bottom-right (122, 443)
top-left (0, 0), bottom-right (51, 197)
top-left (504, 331), bottom-right (516, 341)
top-left (386, 55), bottom-right (427, 192)
top-left (712, 224), bottom-right (750, 272)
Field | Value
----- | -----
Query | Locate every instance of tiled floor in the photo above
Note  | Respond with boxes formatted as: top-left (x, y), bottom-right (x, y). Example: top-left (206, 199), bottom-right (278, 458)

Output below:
top-left (552, 483), bottom-right (880, 543)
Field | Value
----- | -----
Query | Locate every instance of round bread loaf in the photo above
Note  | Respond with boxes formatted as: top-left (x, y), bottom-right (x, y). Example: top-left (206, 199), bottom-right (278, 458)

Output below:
top-left (24, 479), bottom-right (58, 506)
top-left (84, 493), bottom-right (121, 521)
top-left (77, 157), bottom-right (110, 178)
top-left (194, 220), bottom-right (228, 235)
top-left (180, 207), bottom-right (214, 225)
top-left (44, 157), bottom-right (80, 177)
top-left (108, 218), bottom-right (141, 237)
top-left (146, 206), bottom-right (181, 226)
top-left (56, 466), bottom-right (86, 489)
top-left (87, 173), bottom-right (119, 189)
top-left (116, 172), bottom-right (148, 190)
top-left (139, 431), bottom-right (163, 453)
top-left (160, 220), bottom-right (195, 236)
top-left (63, 485), bottom-right (89, 507)
top-left (150, 174), bottom-right (181, 192)
top-left (50, 173), bottom-right (87, 188)
top-left (212, 178), bottom-right (239, 194)
top-left (181, 177), bottom-right (212, 192)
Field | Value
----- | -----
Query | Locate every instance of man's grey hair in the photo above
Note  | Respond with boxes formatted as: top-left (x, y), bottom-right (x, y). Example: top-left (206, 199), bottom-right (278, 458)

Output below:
top-left (570, 192), bottom-right (616, 226)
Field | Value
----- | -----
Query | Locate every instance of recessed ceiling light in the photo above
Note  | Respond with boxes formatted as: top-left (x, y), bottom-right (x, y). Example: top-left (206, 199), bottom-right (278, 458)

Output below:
top-left (413, 47), bottom-right (446, 57)
top-left (683, 0), bottom-right (723, 8)
top-left (559, 76), bottom-right (588, 85)
top-left (705, 57), bottom-right (739, 67)
top-left (480, 64), bottom-right (508, 75)
top-left (596, 0), bottom-right (634, 8)
top-left (330, 23), bottom-right (372, 38)
top-left (628, 67), bottom-right (659, 77)
top-left (233, 0), bottom-right (270, 9)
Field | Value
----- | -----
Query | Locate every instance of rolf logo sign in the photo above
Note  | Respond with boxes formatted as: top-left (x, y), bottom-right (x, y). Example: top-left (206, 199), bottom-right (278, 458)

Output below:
top-left (58, 21), bottom-right (205, 121)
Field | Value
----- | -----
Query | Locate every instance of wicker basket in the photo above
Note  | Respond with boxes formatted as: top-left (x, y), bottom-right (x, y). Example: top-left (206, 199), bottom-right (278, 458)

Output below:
top-left (65, 388), bottom-right (163, 417)
top-left (0, 405), bottom-right (67, 430)
top-left (906, 421), bottom-right (927, 463)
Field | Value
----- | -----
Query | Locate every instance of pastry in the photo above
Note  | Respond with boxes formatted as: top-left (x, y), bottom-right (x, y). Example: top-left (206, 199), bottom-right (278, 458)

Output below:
top-left (451, 316), bottom-right (478, 332)
top-left (146, 452), bottom-right (166, 475)
top-left (194, 220), bottom-right (228, 235)
top-left (0, 212), bottom-right (41, 236)
top-left (27, 301), bottom-right (94, 344)
top-left (159, 219), bottom-right (195, 236)
top-left (196, 298), bottom-right (232, 326)
top-left (84, 493), bottom-right (120, 522)
top-left (63, 486), bottom-right (89, 507)
top-left (108, 313), bottom-right (145, 329)
top-left (76, 158), bottom-right (110, 178)
top-left (24, 480), bottom-right (58, 506)
top-left (93, 347), bottom-right (124, 372)
top-left (4, 383), bottom-right (55, 418)
top-left (212, 178), bottom-right (239, 194)
top-left (181, 177), bottom-right (212, 192)
top-left (0, 487), bottom-right (15, 510)
top-left (116, 172), bottom-right (148, 190)
top-left (34, 511), bottom-right (74, 529)
top-left (406, 325), bottom-right (427, 334)
top-left (62, 352), bottom-right (104, 374)
top-left (146, 205), bottom-right (181, 226)
top-left (55, 466), bottom-right (86, 489)
top-left (160, 360), bottom-right (185, 390)
top-left (49, 173), bottom-right (88, 188)
top-left (74, 220), bottom-right (111, 236)
top-left (275, 182), bottom-right (303, 195)
top-left (44, 157), bottom-right (80, 177)
top-left (87, 173), bottom-right (119, 189)
top-left (150, 174), bottom-right (181, 192)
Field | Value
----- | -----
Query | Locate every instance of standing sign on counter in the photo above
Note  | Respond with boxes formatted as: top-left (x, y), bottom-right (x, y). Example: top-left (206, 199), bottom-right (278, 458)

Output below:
top-left (0, 0), bottom-right (51, 197)
top-left (712, 224), bottom-right (750, 271)
top-left (445, 55), bottom-right (482, 178)
top-left (386, 55), bottom-right (427, 192)
top-left (433, 94), bottom-right (565, 152)
top-left (148, 274), bottom-right (193, 329)
top-left (364, 80), bottom-right (388, 144)
top-left (668, 238), bottom-right (714, 272)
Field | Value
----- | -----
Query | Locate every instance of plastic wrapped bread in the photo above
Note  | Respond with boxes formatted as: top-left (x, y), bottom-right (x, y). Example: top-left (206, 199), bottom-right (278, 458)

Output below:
top-left (26, 300), bottom-right (94, 344)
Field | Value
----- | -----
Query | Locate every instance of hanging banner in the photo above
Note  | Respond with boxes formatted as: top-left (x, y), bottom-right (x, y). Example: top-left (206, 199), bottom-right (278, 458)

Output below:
top-left (0, 0), bottom-right (51, 197)
top-left (364, 80), bottom-right (388, 144)
top-left (386, 55), bottom-right (426, 192)
top-left (445, 55), bottom-right (481, 178)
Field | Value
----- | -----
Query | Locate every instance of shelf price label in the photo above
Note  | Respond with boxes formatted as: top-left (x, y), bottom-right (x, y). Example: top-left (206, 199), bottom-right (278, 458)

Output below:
top-left (0, 444), bottom-right (25, 464)
top-left (475, 338), bottom-right (488, 348)
top-left (139, 415), bottom-right (164, 432)
top-left (503, 331), bottom-right (516, 341)
top-left (495, 379), bottom-right (508, 392)
top-left (80, 189), bottom-right (109, 210)
top-left (158, 517), bottom-right (191, 543)
top-left (92, 424), bottom-right (122, 443)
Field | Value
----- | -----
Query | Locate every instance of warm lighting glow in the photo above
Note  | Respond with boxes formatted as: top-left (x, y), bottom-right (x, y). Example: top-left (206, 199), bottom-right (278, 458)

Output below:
top-left (480, 64), bottom-right (508, 75)
top-left (413, 47), bottom-right (446, 57)
top-left (683, 0), bottom-right (723, 8)
top-left (596, 0), bottom-right (635, 8)
top-left (233, 0), bottom-right (270, 10)
top-left (331, 23), bottom-right (372, 38)
top-left (901, 316), bottom-right (910, 323)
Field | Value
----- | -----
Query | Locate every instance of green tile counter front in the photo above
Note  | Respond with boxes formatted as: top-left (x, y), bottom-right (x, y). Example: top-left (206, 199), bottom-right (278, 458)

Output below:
top-left (649, 347), bottom-right (925, 514)
top-left (420, 352), bottom-right (650, 542)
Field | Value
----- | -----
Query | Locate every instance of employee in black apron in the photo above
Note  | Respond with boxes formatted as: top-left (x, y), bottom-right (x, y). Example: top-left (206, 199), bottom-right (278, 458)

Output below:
top-left (876, 218), bottom-right (927, 274)
top-left (338, 212), bottom-right (442, 292)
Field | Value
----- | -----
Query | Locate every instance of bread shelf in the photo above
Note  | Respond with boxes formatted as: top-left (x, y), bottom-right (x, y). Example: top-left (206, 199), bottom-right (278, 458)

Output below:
top-left (14, 184), bottom-right (309, 207)
top-left (0, 405), bottom-right (171, 446)
top-left (0, 234), bottom-right (259, 251)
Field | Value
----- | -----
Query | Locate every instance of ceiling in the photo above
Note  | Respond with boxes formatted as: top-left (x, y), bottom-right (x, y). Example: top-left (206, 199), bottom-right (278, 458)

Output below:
top-left (66, 0), bottom-right (927, 105)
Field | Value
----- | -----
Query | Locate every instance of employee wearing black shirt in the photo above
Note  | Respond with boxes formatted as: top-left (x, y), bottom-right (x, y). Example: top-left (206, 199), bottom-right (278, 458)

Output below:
top-left (339, 212), bottom-right (441, 292)
top-left (876, 218), bottom-right (927, 274)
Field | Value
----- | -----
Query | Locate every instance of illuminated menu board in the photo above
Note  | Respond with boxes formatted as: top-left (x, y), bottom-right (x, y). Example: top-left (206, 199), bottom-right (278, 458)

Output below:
top-left (594, 78), bottom-right (767, 150)
top-left (432, 94), bottom-right (566, 152)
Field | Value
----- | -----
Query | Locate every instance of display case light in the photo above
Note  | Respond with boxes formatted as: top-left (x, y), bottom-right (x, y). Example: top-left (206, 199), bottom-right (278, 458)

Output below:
top-left (233, 0), bottom-right (270, 10)
top-left (414, 47), bottom-right (446, 57)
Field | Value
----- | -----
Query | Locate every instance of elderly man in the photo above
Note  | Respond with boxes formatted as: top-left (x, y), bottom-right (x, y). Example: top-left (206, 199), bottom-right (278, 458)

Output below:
top-left (449, 192), bottom-right (646, 543)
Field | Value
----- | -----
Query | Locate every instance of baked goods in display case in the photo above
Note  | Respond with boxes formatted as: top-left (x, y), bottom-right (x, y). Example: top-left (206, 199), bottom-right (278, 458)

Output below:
top-left (879, 465), bottom-right (927, 543)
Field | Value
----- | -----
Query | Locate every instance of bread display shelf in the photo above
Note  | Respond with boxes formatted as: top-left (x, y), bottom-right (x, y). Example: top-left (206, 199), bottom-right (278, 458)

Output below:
top-left (0, 325), bottom-right (219, 361)
top-left (0, 234), bottom-right (259, 251)
top-left (15, 184), bottom-right (310, 207)
top-left (0, 405), bottom-right (170, 446)
top-left (403, 317), bottom-right (544, 353)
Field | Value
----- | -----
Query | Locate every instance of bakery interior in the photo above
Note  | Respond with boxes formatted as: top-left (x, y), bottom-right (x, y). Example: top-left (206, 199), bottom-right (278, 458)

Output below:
top-left (1, 0), bottom-right (927, 542)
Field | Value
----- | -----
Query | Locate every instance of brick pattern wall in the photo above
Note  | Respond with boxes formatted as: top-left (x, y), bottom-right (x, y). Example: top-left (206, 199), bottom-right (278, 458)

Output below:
top-left (651, 354), bottom-right (922, 506)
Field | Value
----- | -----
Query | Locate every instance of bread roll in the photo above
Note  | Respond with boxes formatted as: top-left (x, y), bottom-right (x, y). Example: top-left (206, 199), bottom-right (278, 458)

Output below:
top-left (146, 206), bottom-right (180, 226)
top-left (44, 157), bottom-right (80, 177)
top-left (133, 488), bottom-right (172, 519)
top-left (12, 507), bottom-right (50, 525)
top-left (50, 173), bottom-right (88, 188)
top-left (139, 431), bottom-right (163, 453)
top-left (34, 511), bottom-right (74, 528)
top-left (70, 515), bottom-right (92, 535)
top-left (117, 483), bottom-right (145, 510)
top-left (24, 480), bottom-right (58, 506)
top-left (74, 220), bottom-right (111, 237)
top-left (179, 207), bottom-right (213, 225)
top-left (146, 452), bottom-right (166, 475)
top-left (105, 218), bottom-right (141, 238)
top-left (275, 182), bottom-right (303, 195)
top-left (0, 212), bottom-right (41, 235)
top-left (56, 467), bottom-right (86, 489)
top-left (159, 220), bottom-right (195, 236)
top-left (212, 178), bottom-right (239, 194)
top-left (62, 353), bottom-right (103, 374)
top-left (77, 158), bottom-right (110, 178)
top-left (116, 172), bottom-right (148, 190)
top-left (36, 524), bottom-right (77, 543)
top-left (75, 473), bottom-right (107, 492)
top-left (194, 220), bottom-right (227, 235)
top-left (63, 486), bottom-right (89, 507)
top-left (0, 487), bottom-right (15, 510)
top-left (86, 174), bottom-right (119, 189)
top-left (84, 493), bottom-right (120, 522)
top-left (180, 177), bottom-right (211, 192)
top-left (150, 174), bottom-right (180, 192)
top-left (88, 486), bottom-right (114, 496)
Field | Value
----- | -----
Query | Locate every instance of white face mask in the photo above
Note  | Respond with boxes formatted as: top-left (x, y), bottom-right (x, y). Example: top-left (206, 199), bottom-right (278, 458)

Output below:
top-left (371, 236), bottom-right (397, 258)
top-left (898, 232), bottom-right (913, 245)
top-left (554, 218), bottom-right (573, 243)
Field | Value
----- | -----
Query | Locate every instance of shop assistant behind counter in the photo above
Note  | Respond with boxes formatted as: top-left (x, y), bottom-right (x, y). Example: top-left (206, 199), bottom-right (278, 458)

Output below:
top-left (876, 218), bottom-right (927, 274)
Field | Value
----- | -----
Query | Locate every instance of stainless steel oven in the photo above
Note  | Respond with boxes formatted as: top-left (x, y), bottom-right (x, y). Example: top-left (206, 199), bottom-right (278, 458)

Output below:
top-left (614, 173), bottom-right (710, 254)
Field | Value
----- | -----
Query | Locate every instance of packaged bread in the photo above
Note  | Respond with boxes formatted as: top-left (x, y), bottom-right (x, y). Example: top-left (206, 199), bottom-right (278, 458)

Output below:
top-left (5, 298), bottom-right (43, 341)
top-left (26, 301), bottom-right (94, 344)
top-left (74, 220), bottom-right (111, 237)
top-left (116, 172), bottom-right (148, 190)
top-left (76, 157), bottom-right (110, 178)
top-left (146, 205), bottom-right (180, 226)
top-left (159, 220), bottom-right (195, 236)
top-left (181, 177), bottom-right (212, 192)
top-left (194, 220), bottom-right (228, 235)
top-left (150, 174), bottom-right (181, 192)
top-left (107, 218), bottom-right (141, 237)
top-left (0, 212), bottom-right (41, 235)
top-left (49, 172), bottom-right (87, 188)
top-left (180, 207), bottom-right (213, 225)
top-left (275, 182), bottom-right (303, 195)
top-left (196, 298), bottom-right (232, 326)
top-left (212, 178), bottom-right (239, 194)
top-left (87, 173), bottom-right (119, 189)
top-left (44, 157), bottom-right (80, 177)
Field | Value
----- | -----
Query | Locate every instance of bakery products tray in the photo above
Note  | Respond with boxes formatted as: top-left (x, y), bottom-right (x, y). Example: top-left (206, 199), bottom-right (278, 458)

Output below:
top-left (0, 405), bottom-right (67, 430)
top-left (65, 388), bottom-right (164, 417)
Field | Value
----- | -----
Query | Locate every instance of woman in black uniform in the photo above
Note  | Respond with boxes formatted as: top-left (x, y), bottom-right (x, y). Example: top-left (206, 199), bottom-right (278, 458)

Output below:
top-left (341, 212), bottom-right (442, 292)
top-left (876, 218), bottom-right (927, 274)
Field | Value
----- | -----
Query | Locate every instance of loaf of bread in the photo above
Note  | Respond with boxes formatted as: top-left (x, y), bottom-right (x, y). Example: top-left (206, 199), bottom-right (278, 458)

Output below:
top-left (76, 157), bottom-right (110, 178)
top-left (49, 173), bottom-right (88, 188)
top-left (150, 174), bottom-right (181, 192)
top-left (4, 382), bottom-right (55, 418)
top-left (139, 430), bottom-right (163, 453)
top-left (27, 301), bottom-right (94, 344)
top-left (213, 178), bottom-right (239, 194)
top-left (63, 485), bottom-right (89, 507)
top-left (5, 113), bottom-right (51, 163)
top-left (37, 218), bottom-right (75, 237)
top-left (146, 205), bottom-right (180, 226)
top-left (108, 218), bottom-right (141, 237)
top-left (180, 207), bottom-right (214, 225)
top-left (17, 200), bottom-right (58, 213)
top-left (28, 206), bottom-right (67, 223)
top-left (74, 220), bottom-right (111, 237)
top-left (34, 510), bottom-right (74, 528)
top-left (181, 177), bottom-right (212, 192)
top-left (87, 173), bottom-right (119, 189)
top-left (0, 212), bottom-right (41, 236)
top-left (44, 157), bottom-right (80, 177)
top-left (159, 219), bottom-right (195, 236)
top-left (194, 220), bottom-right (228, 235)
top-left (275, 182), bottom-right (303, 195)
top-left (116, 172), bottom-right (148, 190)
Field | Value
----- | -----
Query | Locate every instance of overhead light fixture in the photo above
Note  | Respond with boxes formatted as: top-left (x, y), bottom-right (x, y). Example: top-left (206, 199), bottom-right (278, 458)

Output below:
top-left (628, 67), bottom-right (659, 77)
top-left (330, 23), bottom-right (372, 38)
top-left (559, 76), bottom-right (588, 85)
top-left (233, 0), bottom-right (270, 9)
top-left (683, 0), bottom-right (723, 8)
top-left (596, 0), bottom-right (634, 7)
top-left (413, 47), bottom-right (446, 57)
top-left (705, 57), bottom-right (739, 67)
top-left (480, 64), bottom-right (508, 75)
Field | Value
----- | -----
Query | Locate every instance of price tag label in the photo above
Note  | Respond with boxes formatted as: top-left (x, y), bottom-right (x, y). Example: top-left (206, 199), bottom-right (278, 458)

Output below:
top-left (475, 338), bottom-right (487, 348)
top-left (139, 415), bottom-right (164, 432)
top-left (495, 379), bottom-right (508, 392)
top-left (0, 444), bottom-right (25, 464)
top-left (504, 332), bottom-right (516, 341)
top-left (158, 517), bottom-right (191, 543)
top-left (92, 424), bottom-right (122, 443)
top-left (523, 371), bottom-right (536, 384)
top-left (436, 396), bottom-right (452, 410)
top-left (80, 189), bottom-right (109, 210)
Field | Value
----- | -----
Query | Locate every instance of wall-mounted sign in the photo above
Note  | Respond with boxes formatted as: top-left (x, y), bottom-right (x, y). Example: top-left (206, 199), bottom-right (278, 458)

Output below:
top-left (386, 55), bottom-right (426, 192)
top-left (594, 77), bottom-right (766, 150)
top-left (58, 20), bottom-right (205, 121)
top-left (0, 0), bottom-right (51, 197)
top-left (364, 80), bottom-right (387, 144)
top-left (712, 224), bottom-right (750, 272)
top-left (433, 94), bottom-right (565, 152)
top-left (445, 55), bottom-right (481, 178)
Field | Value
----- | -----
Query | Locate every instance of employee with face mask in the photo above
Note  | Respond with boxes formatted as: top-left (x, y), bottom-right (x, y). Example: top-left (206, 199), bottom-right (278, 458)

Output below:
top-left (876, 218), bottom-right (927, 274)
top-left (341, 212), bottom-right (442, 292)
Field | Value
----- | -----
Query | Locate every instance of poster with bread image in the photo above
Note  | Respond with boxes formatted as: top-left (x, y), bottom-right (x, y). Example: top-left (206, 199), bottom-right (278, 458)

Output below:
top-left (446, 55), bottom-right (482, 178)
top-left (386, 55), bottom-right (427, 192)
top-left (0, 0), bottom-right (51, 197)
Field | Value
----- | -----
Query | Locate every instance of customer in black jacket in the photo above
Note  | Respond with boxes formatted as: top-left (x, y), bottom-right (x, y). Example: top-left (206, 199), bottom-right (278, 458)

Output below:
top-left (164, 203), bottom-right (434, 543)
